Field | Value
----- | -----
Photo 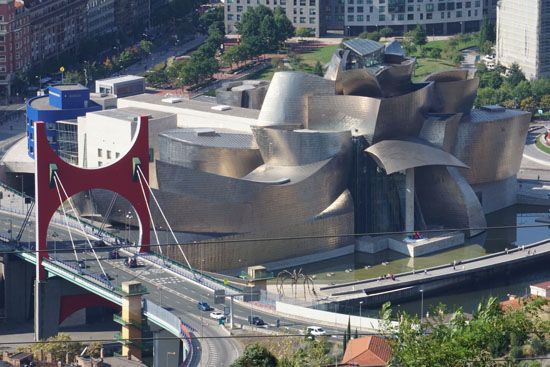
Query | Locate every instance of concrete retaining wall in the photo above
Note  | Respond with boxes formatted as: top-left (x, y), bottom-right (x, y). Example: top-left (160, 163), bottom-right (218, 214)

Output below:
top-left (275, 301), bottom-right (398, 331)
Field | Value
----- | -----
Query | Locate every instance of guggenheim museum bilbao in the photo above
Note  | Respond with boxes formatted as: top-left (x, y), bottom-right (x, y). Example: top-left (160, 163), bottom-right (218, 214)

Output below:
top-left (18, 39), bottom-right (531, 272)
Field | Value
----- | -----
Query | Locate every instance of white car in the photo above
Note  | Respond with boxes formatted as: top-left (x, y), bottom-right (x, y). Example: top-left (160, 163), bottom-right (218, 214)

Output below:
top-left (210, 311), bottom-right (226, 320)
top-left (306, 326), bottom-right (327, 336)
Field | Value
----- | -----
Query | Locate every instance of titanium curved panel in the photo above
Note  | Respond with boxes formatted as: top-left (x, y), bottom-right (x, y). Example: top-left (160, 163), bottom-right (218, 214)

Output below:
top-left (419, 113), bottom-right (462, 152)
top-left (251, 126), bottom-right (352, 166)
top-left (307, 82), bottom-right (432, 143)
top-left (416, 166), bottom-right (486, 237)
top-left (452, 109), bottom-right (531, 184)
top-left (325, 49), bottom-right (349, 82)
top-left (365, 139), bottom-right (468, 174)
top-left (257, 71), bottom-right (335, 126)
top-left (375, 57), bottom-right (415, 97)
top-left (424, 69), bottom-right (470, 82)
top-left (429, 78), bottom-right (480, 114)
top-left (150, 149), bottom-right (350, 233)
top-left (158, 129), bottom-right (262, 178)
top-left (339, 69), bottom-right (383, 97)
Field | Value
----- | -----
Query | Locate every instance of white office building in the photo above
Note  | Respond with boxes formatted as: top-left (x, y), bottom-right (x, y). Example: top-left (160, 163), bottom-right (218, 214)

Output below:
top-left (496, 0), bottom-right (550, 79)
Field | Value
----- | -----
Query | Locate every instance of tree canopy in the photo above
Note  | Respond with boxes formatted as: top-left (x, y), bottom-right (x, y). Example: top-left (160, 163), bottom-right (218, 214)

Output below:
top-left (236, 6), bottom-right (294, 56)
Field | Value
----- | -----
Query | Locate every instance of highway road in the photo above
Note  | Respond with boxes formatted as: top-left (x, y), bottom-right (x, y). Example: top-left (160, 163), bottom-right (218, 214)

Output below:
top-left (1, 211), bottom-right (345, 366)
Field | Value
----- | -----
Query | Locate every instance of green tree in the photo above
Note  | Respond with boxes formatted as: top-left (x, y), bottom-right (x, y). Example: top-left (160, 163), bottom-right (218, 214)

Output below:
top-left (295, 27), bottom-right (313, 39)
top-left (539, 95), bottom-right (550, 110)
top-left (380, 27), bottom-right (393, 38)
top-left (30, 334), bottom-right (84, 362)
top-left (199, 7), bottom-right (224, 33)
top-left (507, 62), bottom-right (526, 87)
top-left (531, 78), bottom-right (550, 98)
top-left (231, 343), bottom-right (277, 367)
top-left (520, 96), bottom-right (537, 112)
top-left (313, 61), bottom-right (323, 76)
top-left (290, 339), bottom-right (333, 367)
top-left (512, 80), bottom-right (532, 102)
top-left (480, 71), bottom-right (503, 89)
top-left (139, 39), bottom-right (153, 55)
top-left (410, 24), bottom-right (427, 46)
top-left (146, 68), bottom-right (169, 88)
top-left (274, 7), bottom-right (295, 48)
top-left (479, 17), bottom-right (496, 46)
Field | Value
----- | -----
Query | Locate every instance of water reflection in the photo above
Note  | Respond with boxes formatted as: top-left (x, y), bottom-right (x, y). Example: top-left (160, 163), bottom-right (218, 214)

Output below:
top-left (294, 204), bottom-right (550, 284)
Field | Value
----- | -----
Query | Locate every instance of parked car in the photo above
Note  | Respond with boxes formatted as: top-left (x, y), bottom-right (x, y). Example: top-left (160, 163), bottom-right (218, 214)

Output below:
top-left (77, 260), bottom-right (86, 269)
top-left (210, 311), bottom-right (226, 320)
top-left (248, 316), bottom-right (265, 326)
top-left (197, 302), bottom-right (212, 311)
top-left (306, 326), bottom-right (326, 336)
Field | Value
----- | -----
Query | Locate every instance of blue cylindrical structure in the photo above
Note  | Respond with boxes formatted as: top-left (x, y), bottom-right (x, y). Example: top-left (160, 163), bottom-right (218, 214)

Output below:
top-left (26, 84), bottom-right (102, 158)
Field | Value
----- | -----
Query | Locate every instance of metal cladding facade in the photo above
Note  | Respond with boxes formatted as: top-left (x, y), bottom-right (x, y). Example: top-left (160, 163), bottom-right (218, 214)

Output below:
top-left (79, 39), bottom-right (531, 271)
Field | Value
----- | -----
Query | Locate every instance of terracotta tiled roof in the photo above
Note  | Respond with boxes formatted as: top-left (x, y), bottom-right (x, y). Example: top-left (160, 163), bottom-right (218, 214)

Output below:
top-left (341, 336), bottom-right (392, 367)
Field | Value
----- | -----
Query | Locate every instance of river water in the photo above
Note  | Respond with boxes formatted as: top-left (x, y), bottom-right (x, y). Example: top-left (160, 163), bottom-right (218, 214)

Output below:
top-left (301, 204), bottom-right (550, 317)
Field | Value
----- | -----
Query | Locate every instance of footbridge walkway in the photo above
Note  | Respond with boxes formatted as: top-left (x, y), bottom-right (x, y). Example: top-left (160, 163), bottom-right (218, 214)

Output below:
top-left (321, 238), bottom-right (550, 303)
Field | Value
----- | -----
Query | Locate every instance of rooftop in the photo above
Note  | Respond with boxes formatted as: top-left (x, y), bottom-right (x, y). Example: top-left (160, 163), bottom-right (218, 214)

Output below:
top-left (119, 93), bottom-right (260, 120)
top-left (341, 336), bottom-right (392, 366)
top-left (96, 75), bottom-right (145, 84)
top-left (89, 107), bottom-right (175, 122)
top-left (28, 95), bottom-right (100, 111)
top-left (50, 84), bottom-right (87, 91)
top-left (161, 128), bottom-right (258, 149)
top-left (462, 108), bottom-right (528, 123)
top-left (531, 281), bottom-right (550, 290)
top-left (343, 38), bottom-right (384, 57)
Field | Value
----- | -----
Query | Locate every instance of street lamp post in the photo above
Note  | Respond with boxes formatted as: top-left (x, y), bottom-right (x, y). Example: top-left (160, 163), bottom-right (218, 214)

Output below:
top-left (125, 211), bottom-right (133, 244)
top-left (420, 289), bottom-right (424, 323)
top-left (15, 174), bottom-right (24, 212)
top-left (359, 301), bottom-right (364, 334)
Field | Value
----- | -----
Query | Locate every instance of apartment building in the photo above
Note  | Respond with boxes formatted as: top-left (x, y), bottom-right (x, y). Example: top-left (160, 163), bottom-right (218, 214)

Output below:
top-left (496, 0), bottom-right (550, 79)
top-left (225, 0), bottom-right (497, 37)
top-left (0, 0), bottom-right (31, 100)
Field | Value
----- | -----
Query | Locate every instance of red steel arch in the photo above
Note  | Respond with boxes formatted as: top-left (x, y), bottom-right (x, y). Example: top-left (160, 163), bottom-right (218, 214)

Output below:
top-left (34, 116), bottom-right (151, 281)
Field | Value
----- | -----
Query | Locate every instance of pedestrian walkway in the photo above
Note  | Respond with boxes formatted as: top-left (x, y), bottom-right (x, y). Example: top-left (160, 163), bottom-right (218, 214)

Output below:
top-left (321, 238), bottom-right (550, 301)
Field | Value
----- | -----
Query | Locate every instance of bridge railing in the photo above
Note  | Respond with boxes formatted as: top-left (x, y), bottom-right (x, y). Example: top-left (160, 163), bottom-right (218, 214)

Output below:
top-left (142, 299), bottom-right (194, 366)
top-left (321, 237), bottom-right (550, 291)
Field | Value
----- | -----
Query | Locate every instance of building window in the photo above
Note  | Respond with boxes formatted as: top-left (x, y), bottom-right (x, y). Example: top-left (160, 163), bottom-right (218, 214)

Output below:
top-left (357, 14), bottom-right (364, 21)
top-left (446, 2), bottom-right (454, 10)
top-left (379, 14), bottom-right (385, 20)
top-left (116, 152), bottom-right (120, 158)
top-left (300, 16), bottom-right (306, 22)
top-left (357, 6), bottom-right (363, 12)
top-left (309, 17), bottom-right (315, 23)
top-left (309, 0), bottom-right (315, 5)
top-left (407, 13), bottom-right (413, 20)
top-left (456, 2), bottom-right (462, 8)
top-left (309, 8), bottom-right (316, 14)
top-left (426, 12), bottom-right (432, 19)
top-left (98, 148), bottom-right (102, 157)
top-left (379, 5), bottom-right (385, 12)
top-left (348, 14), bottom-right (354, 21)
top-left (98, 161), bottom-right (103, 167)
top-left (228, 14), bottom-right (234, 20)
top-left (348, 6), bottom-right (354, 12)
top-left (438, 3), bottom-right (445, 10)
top-left (107, 150), bottom-right (111, 159)
top-left (465, 1), bottom-right (471, 7)
top-left (425, 3), bottom-right (433, 11)
top-left (456, 10), bottom-right (462, 17)
top-left (237, 5), bottom-right (243, 11)
top-left (441, 11), bottom-right (444, 18)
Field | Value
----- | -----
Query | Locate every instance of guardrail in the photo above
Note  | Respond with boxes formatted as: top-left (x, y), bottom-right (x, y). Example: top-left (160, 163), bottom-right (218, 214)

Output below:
top-left (142, 299), bottom-right (193, 366)
top-left (321, 237), bottom-right (550, 292)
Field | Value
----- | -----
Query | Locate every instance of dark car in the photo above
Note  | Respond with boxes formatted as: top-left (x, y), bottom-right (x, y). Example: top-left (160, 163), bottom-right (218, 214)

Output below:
top-left (248, 316), bottom-right (265, 326)
top-left (197, 302), bottom-right (212, 311)
top-left (77, 260), bottom-right (86, 269)
top-left (94, 240), bottom-right (107, 247)
top-left (125, 257), bottom-right (138, 268)
top-left (109, 249), bottom-right (120, 259)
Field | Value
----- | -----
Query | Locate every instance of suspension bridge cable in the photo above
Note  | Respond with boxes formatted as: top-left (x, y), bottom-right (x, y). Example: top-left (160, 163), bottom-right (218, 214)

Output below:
top-left (137, 166), bottom-right (194, 273)
top-left (136, 168), bottom-right (162, 257)
top-left (53, 176), bottom-right (79, 261)
top-left (53, 173), bottom-right (109, 282)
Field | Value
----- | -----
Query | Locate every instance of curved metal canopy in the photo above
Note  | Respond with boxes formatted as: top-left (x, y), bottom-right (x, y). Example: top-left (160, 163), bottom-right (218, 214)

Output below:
top-left (365, 139), bottom-right (468, 174)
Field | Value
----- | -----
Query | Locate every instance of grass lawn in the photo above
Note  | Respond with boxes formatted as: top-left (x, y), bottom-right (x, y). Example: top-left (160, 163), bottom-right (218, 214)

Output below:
top-left (424, 37), bottom-right (478, 51)
top-left (536, 135), bottom-right (550, 154)
top-left (299, 44), bottom-right (339, 66)
top-left (413, 58), bottom-right (457, 81)
top-left (244, 65), bottom-right (276, 81)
